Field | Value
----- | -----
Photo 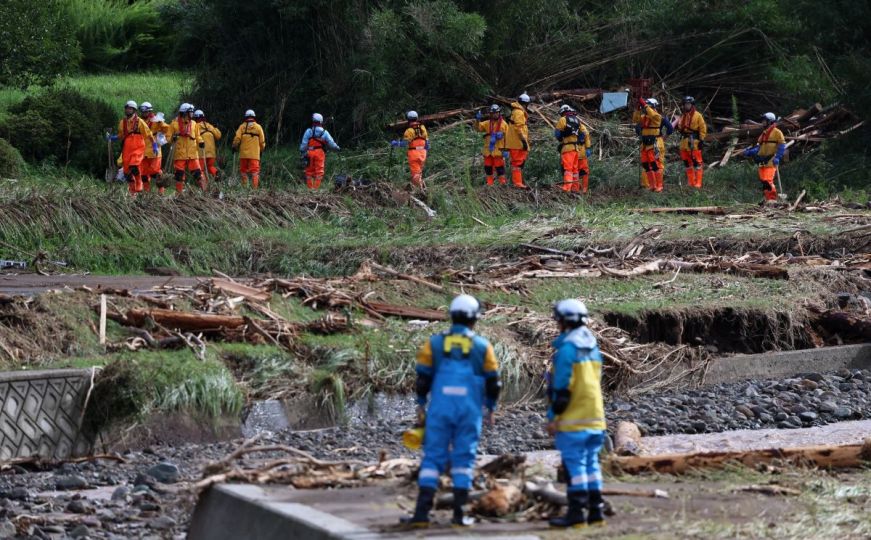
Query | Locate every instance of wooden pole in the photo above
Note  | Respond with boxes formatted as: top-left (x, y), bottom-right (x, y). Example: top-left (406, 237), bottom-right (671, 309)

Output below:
top-left (99, 294), bottom-right (107, 345)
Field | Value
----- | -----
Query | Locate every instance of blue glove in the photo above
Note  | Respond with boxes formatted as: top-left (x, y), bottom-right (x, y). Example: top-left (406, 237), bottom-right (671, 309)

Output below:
top-left (105, 133), bottom-right (118, 142)
top-left (475, 110), bottom-right (483, 121)
top-left (634, 125), bottom-right (642, 136)
top-left (553, 129), bottom-right (563, 141)
top-left (772, 158), bottom-right (780, 166)
top-left (489, 134), bottom-right (497, 152)
top-left (424, 140), bottom-right (430, 150)
top-left (502, 151), bottom-right (509, 163)
top-left (495, 132), bottom-right (504, 140)
top-left (743, 147), bottom-right (759, 158)
top-left (390, 140), bottom-right (401, 148)
top-left (152, 142), bottom-right (159, 154)
top-left (586, 148), bottom-right (592, 157)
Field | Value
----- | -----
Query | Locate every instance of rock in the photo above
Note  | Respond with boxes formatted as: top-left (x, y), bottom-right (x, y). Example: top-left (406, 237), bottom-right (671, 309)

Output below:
top-left (145, 462), bottom-right (180, 484)
top-left (1, 487), bottom-right (30, 501)
top-left (800, 379), bottom-right (819, 390)
top-left (818, 401), bottom-right (838, 414)
top-left (0, 520), bottom-right (14, 538)
top-left (798, 411), bottom-right (818, 423)
top-left (774, 412), bottom-right (789, 422)
top-left (55, 475), bottom-right (89, 490)
top-left (744, 385), bottom-right (759, 397)
top-left (111, 486), bottom-right (130, 501)
top-left (835, 407), bottom-right (853, 419)
top-left (735, 405), bottom-right (755, 419)
top-left (70, 524), bottom-right (91, 539)
top-left (804, 373), bottom-right (824, 382)
top-left (759, 413), bottom-right (774, 423)
top-left (66, 499), bottom-right (90, 514)
top-left (148, 515), bottom-right (177, 530)
top-left (691, 421), bottom-right (707, 432)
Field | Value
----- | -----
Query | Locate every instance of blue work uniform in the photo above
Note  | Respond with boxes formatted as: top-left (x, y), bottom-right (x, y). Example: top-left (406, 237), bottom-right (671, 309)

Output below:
top-left (547, 326), bottom-right (606, 493)
top-left (416, 324), bottom-right (500, 490)
top-left (299, 126), bottom-right (340, 153)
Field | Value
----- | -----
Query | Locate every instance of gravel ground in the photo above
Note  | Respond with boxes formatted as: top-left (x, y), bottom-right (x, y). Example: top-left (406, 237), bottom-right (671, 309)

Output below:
top-left (2, 368), bottom-right (870, 538)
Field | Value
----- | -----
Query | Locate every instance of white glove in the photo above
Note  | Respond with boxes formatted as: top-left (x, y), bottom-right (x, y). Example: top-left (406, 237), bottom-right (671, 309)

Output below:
top-left (154, 112), bottom-right (166, 122)
top-left (156, 132), bottom-right (167, 146)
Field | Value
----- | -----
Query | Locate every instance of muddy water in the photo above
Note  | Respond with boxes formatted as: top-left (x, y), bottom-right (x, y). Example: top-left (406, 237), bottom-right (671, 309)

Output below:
top-left (639, 419), bottom-right (871, 455)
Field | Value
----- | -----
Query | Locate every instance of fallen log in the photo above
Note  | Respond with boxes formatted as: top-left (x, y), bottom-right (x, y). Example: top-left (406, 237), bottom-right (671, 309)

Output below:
top-left (480, 454), bottom-right (526, 476)
top-left (666, 260), bottom-right (789, 280)
top-left (212, 279), bottom-right (271, 303)
top-left (476, 484), bottom-right (523, 516)
top-left (632, 206), bottom-right (726, 216)
top-left (812, 309), bottom-right (871, 340)
top-left (523, 481), bottom-right (668, 506)
top-left (122, 308), bottom-right (246, 331)
top-left (363, 301), bottom-right (445, 321)
top-left (606, 438), bottom-right (871, 475)
top-left (613, 421), bottom-right (643, 456)
top-left (367, 261), bottom-right (445, 293)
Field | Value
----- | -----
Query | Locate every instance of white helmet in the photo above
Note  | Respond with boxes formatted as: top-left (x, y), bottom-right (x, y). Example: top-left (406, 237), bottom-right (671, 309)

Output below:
top-left (488, 104), bottom-right (501, 114)
top-left (763, 112), bottom-right (777, 122)
top-left (406, 110), bottom-right (418, 120)
top-left (312, 113), bottom-right (323, 123)
top-left (518, 92), bottom-right (531, 104)
top-left (139, 102), bottom-right (153, 112)
top-left (193, 109), bottom-right (205, 119)
top-left (245, 109), bottom-right (256, 118)
top-left (125, 100), bottom-right (137, 109)
top-left (645, 98), bottom-right (660, 108)
top-left (558, 104), bottom-right (574, 115)
top-left (178, 103), bottom-right (194, 114)
top-left (553, 299), bottom-right (589, 325)
top-left (449, 295), bottom-right (481, 322)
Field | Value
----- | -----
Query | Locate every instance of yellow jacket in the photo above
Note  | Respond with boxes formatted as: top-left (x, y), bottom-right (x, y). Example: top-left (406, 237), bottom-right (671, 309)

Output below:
top-left (117, 116), bottom-right (154, 147)
top-left (756, 125), bottom-right (785, 165)
top-left (199, 121), bottom-right (222, 158)
top-left (144, 118), bottom-right (171, 159)
top-left (555, 116), bottom-right (591, 154)
top-left (476, 118), bottom-right (508, 157)
top-left (233, 121), bottom-right (266, 160)
top-left (635, 105), bottom-right (662, 149)
top-left (402, 123), bottom-right (428, 150)
top-left (547, 327), bottom-right (606, 432)
top-left (677, 109), bottom-right (707, 151)
top-left (504, 102), bottom-right (529, 151)
top-left (167, 118), bottom-right (203, 161)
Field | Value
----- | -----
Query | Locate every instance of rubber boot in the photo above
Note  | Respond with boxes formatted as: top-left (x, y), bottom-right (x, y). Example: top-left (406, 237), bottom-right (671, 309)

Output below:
top-left (549, 491), bottom-right (587, 528)
top-left (486, 176), bottom-right (494, 186)
top-left (498, 175), bottom-right (507, 185)
top-left (241, 174), bottom-right (248, 188)
top-left (400, 487), bottom-right (435, 528)
top-left (451, 488), bottom-right (474, 527)
top-left (695, 168), bottom-right (704, 188)
top-left (252, 174), bottom-right (260, 189)
top-left (587, 490), bottom-right (605, 526)
top-left (175, 181), bottom-right (184, 194)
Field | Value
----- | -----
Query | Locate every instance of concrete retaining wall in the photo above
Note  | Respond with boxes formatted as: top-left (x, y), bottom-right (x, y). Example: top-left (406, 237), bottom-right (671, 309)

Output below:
top-left (0, 369), bottom-right (92, 460)
top-left (702, 344), bottom-right (871, 385)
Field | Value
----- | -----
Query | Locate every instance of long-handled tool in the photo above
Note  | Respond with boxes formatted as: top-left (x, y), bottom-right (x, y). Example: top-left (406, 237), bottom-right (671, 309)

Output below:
top-left (104, 131), bottom-right (114, 184)
top-left (776, 166), bottom-right (787, 200)
top-left (198, 147), bottom-right (212, 192)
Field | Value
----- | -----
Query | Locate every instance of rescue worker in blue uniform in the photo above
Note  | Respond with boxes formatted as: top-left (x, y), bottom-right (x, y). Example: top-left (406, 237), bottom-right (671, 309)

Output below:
top-left (402, 295), bottom-right (502, 528)
top-left (546, 299), bottom-right (607, 528)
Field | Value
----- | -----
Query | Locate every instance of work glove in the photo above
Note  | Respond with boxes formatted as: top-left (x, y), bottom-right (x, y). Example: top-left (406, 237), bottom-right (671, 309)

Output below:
top-left (502, 151), bottom-right (510, 163)
top-left (152, 142), bottom-right (159, 154)
top-left (104, 133), bottom-right (118, 142)
top-left (586, 148), bottom-right (593, 158)
top-left (475, 110), bottom-right (483, 121)
top-left (390, 140), bottom-right (401, 148)
top-left (772, 158), bottom-right (780, 166)
top-left (638, 97), bottom-right (647, 109)
top-left (495, 132), bottom-right (504, 140)
top-left (424, 140), bottom-right (430, 150)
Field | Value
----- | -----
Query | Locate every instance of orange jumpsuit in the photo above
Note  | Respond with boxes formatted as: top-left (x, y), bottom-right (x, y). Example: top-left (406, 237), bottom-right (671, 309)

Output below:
top-left (504, 102), bottom-right (529, 188)
top-left (167, 117), bottom-right (204, 193)
top-left (402, 123), bottom-right (428, 188)
top-left (142, 115), bottom-right (171, 193)
top-left (117, 115), bottom-right (154, 195)
top-left (476, 117), bottom-right (508, 185)
top-left (678, 108), bottom-right (707, 188)
top-left (755, 124), bottom-right (785, 200)
top-left (555, 116), bottom-right (591, 192)
top-left (198, 120), bottom-right (222, 186)
top-left (637, 105), bottom-right (664, 192)
top-left (234, 121), bottom-right (266, 188)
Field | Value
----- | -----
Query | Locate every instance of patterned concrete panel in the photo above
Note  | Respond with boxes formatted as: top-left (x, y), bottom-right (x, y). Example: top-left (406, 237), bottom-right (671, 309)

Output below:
top-left (0, 369), bottom-right (93, 460)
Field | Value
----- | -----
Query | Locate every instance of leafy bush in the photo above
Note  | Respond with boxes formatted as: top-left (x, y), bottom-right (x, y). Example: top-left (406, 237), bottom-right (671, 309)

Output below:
top-left (0, 0), bottom-right (80, 87)
top-left (1, 88), bottom-right (116, 176)
top-left (0, 138), bottom-right (24, 178)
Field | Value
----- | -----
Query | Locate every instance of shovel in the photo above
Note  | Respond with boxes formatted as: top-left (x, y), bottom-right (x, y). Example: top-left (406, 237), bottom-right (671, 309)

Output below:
top-left (104, 132), bottom-right (114, 184)
top-left (776, 167), bottom-right (787, 200)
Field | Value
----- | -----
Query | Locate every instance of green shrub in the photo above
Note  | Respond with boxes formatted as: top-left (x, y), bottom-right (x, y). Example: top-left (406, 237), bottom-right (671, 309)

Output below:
top-left (1, 88), bottom-right (116, 176)
top-left (0, 138), bottom-right (24, 178)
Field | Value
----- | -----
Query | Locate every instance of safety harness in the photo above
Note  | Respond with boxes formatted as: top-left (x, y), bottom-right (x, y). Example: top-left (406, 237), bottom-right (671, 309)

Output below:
top-left (408, 123), bottom-right (427, 150)
top-left (176, 117), bottom-right (196, 140)
top-left (679, 108), bottom-right (702, 140)
top-left (307, 125), bottom-right (326, 150)
top-left (558, 114), bottom-right (585, 152)
top-left (121, 115), bottom-right (141, 140)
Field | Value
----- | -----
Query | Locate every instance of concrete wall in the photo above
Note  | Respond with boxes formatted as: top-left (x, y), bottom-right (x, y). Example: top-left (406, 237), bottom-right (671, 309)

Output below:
top-left (0, 368), bottom-right (92, 460)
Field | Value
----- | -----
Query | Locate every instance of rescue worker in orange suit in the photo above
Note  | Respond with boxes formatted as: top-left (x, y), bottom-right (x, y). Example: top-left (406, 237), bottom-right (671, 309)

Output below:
top-left (391, 111), bottom-right (429, 189)
top-left (554, 105), bottom-right (592, 192)
top-left (503, 93), bottom-right (531, 188)
top-left (677, 96), bottom-right (708, 188)
top-left (742, 112), bottom-right (785, 201)
top-left (166, 103), bottom-right (204, 193)
top-left (635, 98), bottom-right (664, 192)
top-left (194, 109), bottom-right (221, 189)
top-left (233, 110), bottom-right (267, 189)
top-left (546, 299), bottom-right (607, 529)
top-left (107, 100), bottom-right (154, 196)
top-left (299, 113), bottom-right (339, 190)
top-left (475, 104), bottom-right (509, 186)
top-left (401, 295), bottom-right (501, 528)
top-left (138, 102), bottom-right (170, 194)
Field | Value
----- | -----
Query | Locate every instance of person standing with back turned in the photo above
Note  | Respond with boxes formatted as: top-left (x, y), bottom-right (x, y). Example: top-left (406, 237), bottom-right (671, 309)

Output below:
top-left (232, 109), bottom-right (266, 189)
top-left (300, 113), bottom-right (340, 189)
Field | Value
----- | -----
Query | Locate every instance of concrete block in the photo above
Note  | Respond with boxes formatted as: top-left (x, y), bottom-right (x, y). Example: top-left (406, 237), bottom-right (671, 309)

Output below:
top-left (703, 344), bottom-right (871, 385)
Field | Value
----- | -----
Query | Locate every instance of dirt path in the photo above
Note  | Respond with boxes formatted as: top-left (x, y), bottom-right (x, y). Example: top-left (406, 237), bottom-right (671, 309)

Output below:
top-left (0, 273), bottom-right (199, 296)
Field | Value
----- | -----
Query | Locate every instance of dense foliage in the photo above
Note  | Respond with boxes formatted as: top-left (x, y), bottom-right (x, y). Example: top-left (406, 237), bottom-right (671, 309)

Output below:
top-left (0, 138), bottom-right (24, 178)
top-left (0, 89), bottom-right (116, 175)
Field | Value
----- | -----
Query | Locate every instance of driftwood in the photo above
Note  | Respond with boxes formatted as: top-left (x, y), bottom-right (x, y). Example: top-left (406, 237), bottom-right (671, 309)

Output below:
top-left (600, 259), bottom-right (788, 280)
top-left (120, 308), bottom-right (245, 331)
top-left (476, 484), bottom-right (523, 516)
top-left (812, 309), bottom-right (871, 340)
top-left (523, 481), bottom-right (668, 506)
top-left (613, 421), bottom-right (643, 456)
top-left (480, 454), bottom-right (526, 476)
top-left (736, 484), bottom-right (802, 497)
top-left (362, 301), bottom-right (445, 321)
top-left (212, 278), bottom-right (271, 303)
top-left (367, 261), bottom-right (445, 293)
top-left (632, 206), bottom-right (726, 216)
top-left (607, 439), bottom-right (871, 475)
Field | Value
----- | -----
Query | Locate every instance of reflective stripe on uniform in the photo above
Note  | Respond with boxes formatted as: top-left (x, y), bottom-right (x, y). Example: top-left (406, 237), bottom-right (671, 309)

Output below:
top-left (419, 468), bottom-right (439, 479)
top-left (557, 417), bottom-right (605, 428)
top-left (452, 467), bottom-right (473, 476)
top-left (442, 386), bottom-right (468, 396)
top-left (570, 474), bottom-right (588, 486)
